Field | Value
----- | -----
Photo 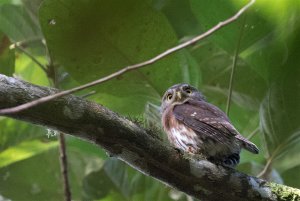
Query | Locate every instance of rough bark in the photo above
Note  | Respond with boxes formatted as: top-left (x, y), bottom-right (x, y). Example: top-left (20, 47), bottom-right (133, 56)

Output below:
top-left (0, 74), bottom-right (299, 201)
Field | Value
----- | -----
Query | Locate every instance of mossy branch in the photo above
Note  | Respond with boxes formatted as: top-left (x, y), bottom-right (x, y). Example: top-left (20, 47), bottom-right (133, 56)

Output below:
top-left (0, 74), bottom-right (299, 201)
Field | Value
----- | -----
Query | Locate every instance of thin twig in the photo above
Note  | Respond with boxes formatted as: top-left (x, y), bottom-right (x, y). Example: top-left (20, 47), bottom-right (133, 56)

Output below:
top-left (58, 133), bottom-right (72, 201)
top-left (0, 0), bottom-right (255, 115)
top-left (257, 157), bottom-right (273, 178)
top-left (11, 43), bottom-right (48, 73)
top-left (80, 90), bottom-right (97, 98)
top-left (257, 134), bottom-right (295, 179)
top-left (226, 15), bottom-right (247, 116)
top-left (257, 131), bottom-right (291, 178)
top-left (10, 37), bottom-right (44, 47)
top-left (50, 58), bottom-right (72, 201)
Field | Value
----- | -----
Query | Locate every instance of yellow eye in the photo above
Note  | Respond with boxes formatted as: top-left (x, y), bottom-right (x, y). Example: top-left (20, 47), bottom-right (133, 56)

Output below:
top-left (167, 94), bottom-right (173, 100)
top-left (185, 88), bottom-right (192, 94)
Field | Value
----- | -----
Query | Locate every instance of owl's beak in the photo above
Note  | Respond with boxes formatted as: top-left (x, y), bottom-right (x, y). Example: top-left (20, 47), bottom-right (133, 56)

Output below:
top-left (176, 91), bottom-right (182, 100)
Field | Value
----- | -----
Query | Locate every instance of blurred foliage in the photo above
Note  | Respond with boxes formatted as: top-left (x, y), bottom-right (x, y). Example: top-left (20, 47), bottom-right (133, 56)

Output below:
top-left (0, 0), bottom-right (299, 200)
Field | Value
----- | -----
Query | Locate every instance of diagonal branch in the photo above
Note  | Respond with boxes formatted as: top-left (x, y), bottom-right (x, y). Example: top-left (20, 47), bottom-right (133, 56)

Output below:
top-left (0, 0), bottom-right (255, 115)
top-left (1, 74), bottom-right (299, 201)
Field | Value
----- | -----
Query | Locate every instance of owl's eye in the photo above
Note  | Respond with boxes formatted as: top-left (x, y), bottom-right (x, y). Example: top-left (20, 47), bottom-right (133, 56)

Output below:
top-left (185, 88), bottom-right (192, 94)
top-left (167, 94), bottom-right (173, 100)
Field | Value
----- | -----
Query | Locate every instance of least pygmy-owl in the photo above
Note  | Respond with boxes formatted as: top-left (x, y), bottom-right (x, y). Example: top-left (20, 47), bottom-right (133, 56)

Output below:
top-left (161, 83), bottom-right (259, 167)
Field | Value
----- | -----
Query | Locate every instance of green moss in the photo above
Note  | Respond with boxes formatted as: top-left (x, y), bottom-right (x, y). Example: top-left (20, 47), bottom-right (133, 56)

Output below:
top-left (269, 182), bottom-right (300, 201)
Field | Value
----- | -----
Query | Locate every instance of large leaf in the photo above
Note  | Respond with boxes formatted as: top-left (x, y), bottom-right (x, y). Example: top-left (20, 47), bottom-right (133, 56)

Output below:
top-left (0, 118), bottom-right (47, 151)
top-left (190, 41), bottom-right (267, 108)
top-left (0, 149), bottom-right (63, 201)
top-left (152, 0), bottom-right (202, 37)
top-left (259, 67), bottom-right (300, 177)
top-left (66, 136), bottom-right (107, 159)
top-left (0, 0), bottom-right (22, 5)
top-left (82, 158), bottom-right (175, 201)
top-left (0, 139), bottom-right (58, 168)
top-left (39, 0), bottom-right (200, 115)
top-left (14, 50), bottom-right (49, 85)
top-left (240, 0), bottom-right (300, 82)
top-left (0, 4), bottom-right (41, 42)
top-left (259, 10), bottom-right (300, 162)
top-left (281, 165), bottom-right (300, 189)
top-left (0, 2), bottom-right (46, 66)
top-left (190, 0), bottom-right (272, 54)
top-left (0, 136), bottom-right (107, 201)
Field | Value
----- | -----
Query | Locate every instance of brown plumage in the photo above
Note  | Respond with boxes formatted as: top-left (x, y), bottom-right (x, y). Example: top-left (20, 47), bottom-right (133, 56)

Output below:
top-left (161, 83), bottom-right (259, 167)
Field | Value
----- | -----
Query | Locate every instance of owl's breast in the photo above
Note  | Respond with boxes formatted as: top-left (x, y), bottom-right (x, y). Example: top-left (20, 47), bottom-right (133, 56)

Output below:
top-left (162, 108), bottom-right (199, 153)
top-left (162, 107), bottom-right (240, 157)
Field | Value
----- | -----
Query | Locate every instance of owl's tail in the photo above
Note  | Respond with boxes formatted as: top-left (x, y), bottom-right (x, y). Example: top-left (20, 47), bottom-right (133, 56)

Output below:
top-left (236, 135), bottom-right (259, 154)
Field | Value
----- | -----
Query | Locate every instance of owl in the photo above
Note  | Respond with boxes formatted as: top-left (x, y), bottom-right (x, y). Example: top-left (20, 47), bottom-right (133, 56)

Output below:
top-left (161, 83), bottom-right (259, 167)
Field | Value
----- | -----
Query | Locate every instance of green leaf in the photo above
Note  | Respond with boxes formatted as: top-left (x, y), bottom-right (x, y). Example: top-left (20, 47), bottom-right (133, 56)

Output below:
top-left (240, 0), bottom-right (300, 82)
top-left (39, 0), bottom-right (199, 115)
top-left (238, 162), bottom-right (283, 184)
top-left (0, 0), bottom-right (22, 6)
top-left (82, 168), bottom-right (115, 200)
top-left (0, 4), bottom-right (41, 42)
top-left (83, 158), bottom-right (174, 201)
top-left (0, 139), bottom-right (58, 168)
top-left (281, 165), bottom-right (300, 189)
top-left (14, 52), bottom-right (48, 85)
top-left (204, 85), bottom-right (260, 111)
top-left (240, 33), bottom-right (287, 82)
top-left (275, 142), bottom-right (300, 173)
top-left (191, 41), bottom-right (267, 110)
top-left (0, 33), bottom-right (15, 76)
top-left (0, 118), bottom-right (47, 151)
top-left (152, 0), bottom-right (202, 37)
top-left (259, 67), bottom-right (300, 173)
top-left (82, 159), bottom-right (132, 201)
top-left (190, 0), bottom-right (272, 54)
top-left (0, 149), bottom-right (63, 201)
top-left (66, 135), bottom-right (107, 159)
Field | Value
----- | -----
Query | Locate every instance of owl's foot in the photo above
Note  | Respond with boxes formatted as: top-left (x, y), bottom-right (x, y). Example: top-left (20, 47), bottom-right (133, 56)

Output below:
top-left (205, 154), bottom-right (239, 168)
top-left (182, 152), bottom-right (206, 161)
top-left (173, 147), bottom-right (184, 160)
top-left (191, 153), bottom-right (206, 161)
top-left (222, 153), bottom-right (240, 168)
top-left (174, 147), bottom-right (183, 154)
top-left (173, 147), bottom-right (195, 160)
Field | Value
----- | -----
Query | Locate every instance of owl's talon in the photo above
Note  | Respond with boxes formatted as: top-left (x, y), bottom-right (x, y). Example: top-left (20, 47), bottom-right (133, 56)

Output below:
top-left (182, 152), bottom-right (191, 159)
top-left (173, 147), bottom-right (184, 158)
top-left (174, 147), bottom-right (183, 154)
top-left (193, 153), bottom-right (206, 161)
top-left (173, 148), bottom-right (193, 160)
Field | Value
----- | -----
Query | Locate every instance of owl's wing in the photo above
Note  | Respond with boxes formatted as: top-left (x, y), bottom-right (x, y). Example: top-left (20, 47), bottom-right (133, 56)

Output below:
top-left (173, 99), bottom-right (259, 154)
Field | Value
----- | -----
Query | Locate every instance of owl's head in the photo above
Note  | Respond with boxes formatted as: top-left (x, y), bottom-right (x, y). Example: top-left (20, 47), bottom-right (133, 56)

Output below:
top-left (161, 83), bottom-right (206, 112)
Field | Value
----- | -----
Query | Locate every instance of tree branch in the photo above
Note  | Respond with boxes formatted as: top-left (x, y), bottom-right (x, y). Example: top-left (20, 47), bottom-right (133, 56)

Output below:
top-left (1, 74), bottom-right (299, 201)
